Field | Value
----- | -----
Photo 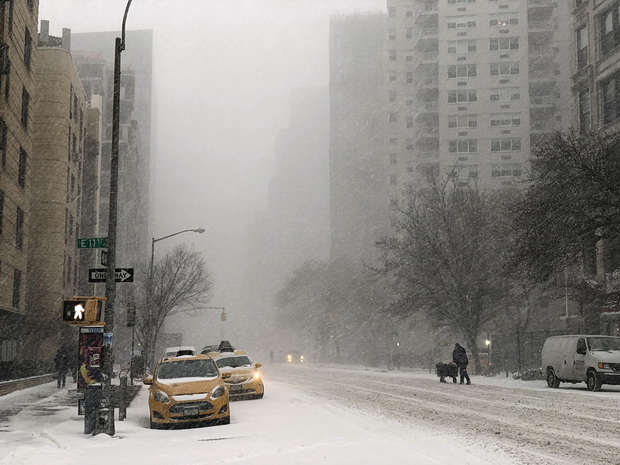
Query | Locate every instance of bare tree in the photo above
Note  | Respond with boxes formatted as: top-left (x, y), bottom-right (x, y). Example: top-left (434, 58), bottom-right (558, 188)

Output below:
top-left (377, 177), bottom-right (514, 372)
top-left (135, 244), bottom-right (213, 368)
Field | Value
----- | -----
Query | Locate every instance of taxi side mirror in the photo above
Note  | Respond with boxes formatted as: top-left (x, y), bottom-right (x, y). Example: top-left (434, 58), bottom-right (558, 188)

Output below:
top-left (255, 363), bottom-right (262, 369)
top-left (221, 372), bottom-right (231, 379)
top-left (143, 376), bottom-right (153, 385)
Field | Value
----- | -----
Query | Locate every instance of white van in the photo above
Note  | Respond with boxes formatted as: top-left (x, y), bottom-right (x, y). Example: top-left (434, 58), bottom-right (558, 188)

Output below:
top-left (541, 335), bottom-right (620, 391)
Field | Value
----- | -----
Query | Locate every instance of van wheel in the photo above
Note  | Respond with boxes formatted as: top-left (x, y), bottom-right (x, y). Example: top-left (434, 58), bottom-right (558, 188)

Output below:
top-left (587, 371), bottom-right (602, 392)
top-left (546, 369), bottom-right (560, 388)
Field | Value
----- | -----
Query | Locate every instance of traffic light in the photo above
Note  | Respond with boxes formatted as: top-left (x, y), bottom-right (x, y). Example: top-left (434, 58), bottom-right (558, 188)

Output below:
top-left (62, 297), bottom-right (105, 323)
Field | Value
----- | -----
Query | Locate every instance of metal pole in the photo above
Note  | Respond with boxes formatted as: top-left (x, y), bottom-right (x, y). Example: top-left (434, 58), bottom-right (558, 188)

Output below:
top-left (97, 0), bottom-right (133, 437)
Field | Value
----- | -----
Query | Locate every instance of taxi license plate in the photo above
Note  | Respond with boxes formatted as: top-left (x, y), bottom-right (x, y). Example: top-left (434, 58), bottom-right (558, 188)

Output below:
top-left (230, 385), bottom-right (242, 393)
top-left (184, 406), bottom-right (199, 416)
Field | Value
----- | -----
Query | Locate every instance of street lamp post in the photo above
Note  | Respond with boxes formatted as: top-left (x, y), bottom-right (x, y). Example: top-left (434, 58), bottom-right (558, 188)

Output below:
top-left (96, 0), bottom-right (134, 437)
top-left (146, 228), bottom-right (205, 367)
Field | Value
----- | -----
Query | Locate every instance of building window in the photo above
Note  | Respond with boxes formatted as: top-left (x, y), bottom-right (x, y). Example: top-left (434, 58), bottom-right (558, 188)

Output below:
top-left (491, 138), bottom-right (521, 152)
top-left (389, 112), bottom-right (397, 123)
top-left (490, 62), bottom-right (519, 76)
top-left (490, 112), bottom-right (521, 126)
top-left (389, 174), bottom-right (397, 185)
top-left (456, 164), bottom-right (478, 178)
top-left (388, 29), bottom-right (396, 40)
top-left (406, 28), bottom-right (413, 40)
top-left (406, 116), bottom-right (413, 128)
top-left (15, 207), bottom-right (23, 249)
top-left (448, 114), bottom-right (478, 128)
top-left (491, 163), bottom-right (522, 177)
top-left (490, 87), bottom-right (520, 101)
top-left (448, 89), bottom-right (477, 103)
top-left (448, 40), bottom-right (477, 54)
top-left (0, 119), bottom-right (6, 167)
top-left (388, 91), bottom-right (396, 102)
top-left (490, 37), bottom-right (519, 51)
top-left (448, 140), bottom-right (478, 153)
top-left (24, 29), bottom-right (32, 70)
top-left (388, 72), bottom-right (396, 82)
top-left (489, 12), bottom-right (518, 27)
top-left (3, 63), bottom-right (10, 101)
top-left (389, 50), bottom-right (396, 61)
top-left (12, 268), bottom-right (21, 309)
top-left (578, 88), bottom-right (591, 133)
top-left (602, 74), bottom-right (620, 124)
top-left (577, 25), bottom-right (588, 68)
top-left (18, 147), bottom-right (27, 188)
top-left (600, 8), bottom-right (617, 56)
top-left (21, 87), bottom-right (29, 128)
top-left (389, 137), bottom-right (397, 144)
top-left (389, 153), bottom-right (398, 164)
top-left (447, 16), bottom-right (476, 29)
top-left (448, 64), bottom-right (477, 78)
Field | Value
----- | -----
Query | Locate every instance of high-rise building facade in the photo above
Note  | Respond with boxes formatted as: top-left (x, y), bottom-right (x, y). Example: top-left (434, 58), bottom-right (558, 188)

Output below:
top-left (329, 13), bottom-right (388, 262)
top-left (386, 0), bottom-right (571, 205)
top-left (27, 25), bottom-right (88, 353)
top-left (71, 30), bottom-right (153, 276)
top-left (0, 0), bottom-right (38, 361)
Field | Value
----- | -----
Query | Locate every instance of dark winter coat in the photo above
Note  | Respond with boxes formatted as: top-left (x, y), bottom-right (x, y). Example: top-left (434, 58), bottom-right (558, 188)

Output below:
top-left (54, 349), bottom-right (69, 375)
top-left (452, 344), bottom-right (469, 368)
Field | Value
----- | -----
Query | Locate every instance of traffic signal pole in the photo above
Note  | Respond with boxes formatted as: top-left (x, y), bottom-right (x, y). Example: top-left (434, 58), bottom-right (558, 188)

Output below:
top-left (96, 0), bottom-right (133, 437)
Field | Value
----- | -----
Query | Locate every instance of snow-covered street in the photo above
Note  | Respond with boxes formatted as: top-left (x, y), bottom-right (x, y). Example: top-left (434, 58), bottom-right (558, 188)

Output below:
top-left (1, 365), bottom-right (619, 465)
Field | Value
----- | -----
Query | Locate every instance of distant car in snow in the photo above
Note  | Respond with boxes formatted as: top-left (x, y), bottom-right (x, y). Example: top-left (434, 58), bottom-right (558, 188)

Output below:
top-left (209, 348), bottom-right (264, 400)
top-left (286, 351), bottom-right (304, 364)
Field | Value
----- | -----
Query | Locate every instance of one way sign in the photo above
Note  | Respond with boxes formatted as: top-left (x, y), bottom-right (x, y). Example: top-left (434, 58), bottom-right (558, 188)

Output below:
top-left (88, 268), bottom-right (134, 283)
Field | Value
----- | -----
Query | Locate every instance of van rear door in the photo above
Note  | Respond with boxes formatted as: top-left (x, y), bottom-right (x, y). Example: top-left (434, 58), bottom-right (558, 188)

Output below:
top-left (558, 338), bottom-right (575, 379)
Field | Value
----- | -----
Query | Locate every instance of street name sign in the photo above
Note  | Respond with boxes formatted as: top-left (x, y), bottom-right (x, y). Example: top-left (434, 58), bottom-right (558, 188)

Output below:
top-left (77, 237), bottom-right (107, 248)
top-left (88, 268), bottom-right (134, 283)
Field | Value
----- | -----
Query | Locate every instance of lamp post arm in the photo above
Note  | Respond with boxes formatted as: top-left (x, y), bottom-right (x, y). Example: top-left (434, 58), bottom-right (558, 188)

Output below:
top-left (121, 0), bottom-right (133, 50)
top-left (153, 228), bottom-right (204, 244)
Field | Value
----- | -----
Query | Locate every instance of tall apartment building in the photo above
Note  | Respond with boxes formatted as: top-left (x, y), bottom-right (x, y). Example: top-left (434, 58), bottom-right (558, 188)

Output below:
top-left (571, 0), bottom-right (620, 335)
top-left (329, 13), bottom-right (388, 262)
top-left (386, 0), bottom-right (571, 207)
top-left (71, 30), bottom-right (153, 278)
top-left (0, 0), bottom-right (38, 362)
top-left (27, 25), bottom-right (88, 353)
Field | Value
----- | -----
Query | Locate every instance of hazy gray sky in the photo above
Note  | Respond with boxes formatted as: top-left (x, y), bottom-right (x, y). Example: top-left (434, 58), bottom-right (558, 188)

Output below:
top-left (39, 0), bottom-right (385, 315)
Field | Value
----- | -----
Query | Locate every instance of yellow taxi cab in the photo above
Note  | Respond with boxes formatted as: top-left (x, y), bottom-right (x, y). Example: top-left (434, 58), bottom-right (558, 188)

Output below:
top-left (143, 353), bottom-right (230, 429)
top-left (209, 349), bottom-right (264, 400)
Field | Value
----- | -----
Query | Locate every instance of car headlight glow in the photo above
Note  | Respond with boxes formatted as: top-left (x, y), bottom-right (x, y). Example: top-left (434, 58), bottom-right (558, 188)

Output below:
top-left (287, 354), bottom-right (292, 363)
top-left (153, 390), bottom-right (171, 404)
top-left (300, 355), bottom-right (304, 363)
top-left (253, 371), bottom-right (261, 380)
top-left (211, 385), bottom-right (226, 399)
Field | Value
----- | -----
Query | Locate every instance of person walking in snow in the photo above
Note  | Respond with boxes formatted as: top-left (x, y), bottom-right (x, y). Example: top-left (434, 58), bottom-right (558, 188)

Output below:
top-left (452, 343), bottom-right (471, 385)
top-left (54, 346), bottom-right (69, 388)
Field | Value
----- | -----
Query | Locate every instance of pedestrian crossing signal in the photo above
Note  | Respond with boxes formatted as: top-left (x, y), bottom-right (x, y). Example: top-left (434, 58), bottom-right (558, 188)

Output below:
top-left (62, 297), bottom-right (105, 323)
top-left (63, 300), bottom-right (88, 321)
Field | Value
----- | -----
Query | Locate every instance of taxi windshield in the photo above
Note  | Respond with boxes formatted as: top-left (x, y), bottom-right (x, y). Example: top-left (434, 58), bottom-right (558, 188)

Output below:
top-left (157, 359), bottom-right (218, 379)
top-left (215, 356), bottom-right (252, 368)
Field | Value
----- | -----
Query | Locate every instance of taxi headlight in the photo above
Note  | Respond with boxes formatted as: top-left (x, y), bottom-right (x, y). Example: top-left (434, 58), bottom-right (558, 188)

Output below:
top-left (153, 390), bottom-right (171, 404)
top-left (211, 385), bottom-right (226, 399)
top-left (253, 371), bottom-right (261, 380)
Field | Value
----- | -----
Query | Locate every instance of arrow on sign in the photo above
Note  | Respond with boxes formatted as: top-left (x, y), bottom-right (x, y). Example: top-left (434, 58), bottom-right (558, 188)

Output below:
top-left (88, 268), bottom-right (134, 283)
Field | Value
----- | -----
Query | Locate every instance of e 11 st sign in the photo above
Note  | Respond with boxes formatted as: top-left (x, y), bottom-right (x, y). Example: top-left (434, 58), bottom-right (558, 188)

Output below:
top-left (77, 237), bottom-right (107, 248)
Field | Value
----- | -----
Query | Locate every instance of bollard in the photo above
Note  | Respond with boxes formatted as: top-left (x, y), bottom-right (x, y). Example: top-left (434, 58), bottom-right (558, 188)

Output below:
top-left (118, 377), bottom-right (127, 421)
top-left (84, 389), bottom-right (102, 434)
